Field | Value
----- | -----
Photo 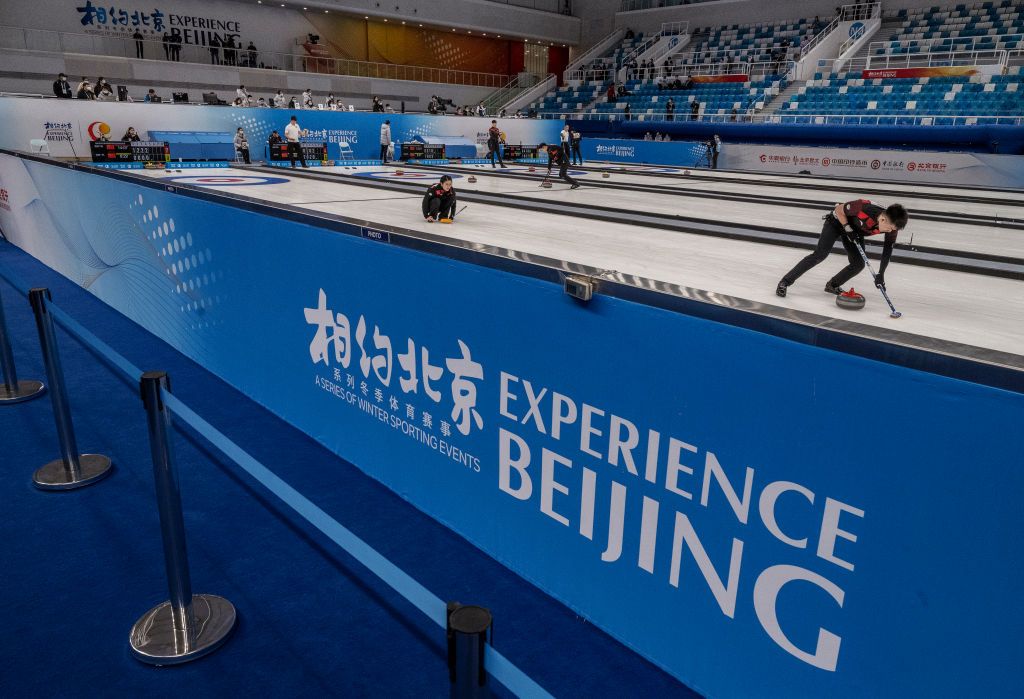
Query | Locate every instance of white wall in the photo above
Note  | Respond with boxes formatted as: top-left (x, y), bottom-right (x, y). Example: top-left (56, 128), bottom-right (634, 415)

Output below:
top-left (0, 48), bottom-right (493, 111)
top-left (0, 0), bottom-right (581, 51)
top-left (614, 0), bottom-right (840, 35)
top-left (574, 0), bottom-right (621, 51)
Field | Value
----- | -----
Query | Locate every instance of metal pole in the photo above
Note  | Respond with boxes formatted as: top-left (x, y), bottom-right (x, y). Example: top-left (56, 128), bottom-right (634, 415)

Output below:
top-left (0, 285), bottom-right (45, 404)
top-left (130, 371), bottom-right (235, 665)
top-left (447, 602), bottom-right (492, 699)
top-left (28, 288), bottom-right (111, 489)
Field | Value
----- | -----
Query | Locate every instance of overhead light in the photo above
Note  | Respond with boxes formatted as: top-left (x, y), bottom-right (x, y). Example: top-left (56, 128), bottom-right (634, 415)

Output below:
top-left (419, 23), bottom-right (423, 27)
top-left (401, 21), bottom-right (405, 24)
top-left (383, 18), bottom-right (388, 22)
top-left (483, 33), bottom-right (487, 36)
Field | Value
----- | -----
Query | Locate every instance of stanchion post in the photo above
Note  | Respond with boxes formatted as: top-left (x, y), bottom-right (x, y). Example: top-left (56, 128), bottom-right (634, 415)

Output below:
top-left (0, 284), bottom-right (46, 404)
top-left (447, 602), bottom-right (493, 699)
top-left (130, 371), bottom-right (235, 665)
top-left (27, 287), bottom-right (112, 489)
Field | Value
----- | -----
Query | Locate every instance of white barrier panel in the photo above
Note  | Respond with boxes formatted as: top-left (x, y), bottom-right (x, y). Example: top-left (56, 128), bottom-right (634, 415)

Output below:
top-left (723, 144), bottom-right (1024, 188)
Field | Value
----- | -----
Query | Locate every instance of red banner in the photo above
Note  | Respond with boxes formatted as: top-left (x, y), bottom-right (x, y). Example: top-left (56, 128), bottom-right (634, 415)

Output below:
top-left (861, 66), bottom-right (978, 79)
top-left (692, 74), bottom-right (750, 83)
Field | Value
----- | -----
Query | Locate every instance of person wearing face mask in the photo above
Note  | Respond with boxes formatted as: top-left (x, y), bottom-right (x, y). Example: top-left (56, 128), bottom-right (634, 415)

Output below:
top-left (53, 73), bottom-right (72, 98)
top-left (122, 127), bottom-right (141, 142)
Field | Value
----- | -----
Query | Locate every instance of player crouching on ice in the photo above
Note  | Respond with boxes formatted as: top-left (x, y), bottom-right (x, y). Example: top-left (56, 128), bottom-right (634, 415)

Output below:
top-left (423, 175), bottom-right (457, 223)
top-left (776, 199), bottom-right (909, 298)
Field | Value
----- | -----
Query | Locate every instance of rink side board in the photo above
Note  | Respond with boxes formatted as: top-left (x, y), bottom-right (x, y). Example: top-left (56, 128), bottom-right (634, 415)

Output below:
top-left (1, 151), bottom-right (1022, 699)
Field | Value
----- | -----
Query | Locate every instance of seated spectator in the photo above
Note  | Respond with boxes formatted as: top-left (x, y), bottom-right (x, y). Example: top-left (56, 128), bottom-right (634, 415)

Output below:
top-left (236, 85), bottom-right (247, 104)
top-left (499, 107), bottom-right (507, 118)
top-left (643, 132), bottom-right (653, 141)
top-left (144, 88), bottom-right (158, 102)
top-left (232, 97), bottom-right (244, 106)
top-left (326, 93), bottom-right (337, 109)
top-left (730, 108), bottom-right (738, 122)
top-left (122, 126), bottom-right (141, 141)
top-left (476, 102), bottom-right (485, 117)
top-left (607, 83), bottom-right (615, 101)
top-left (302, 89), bottom-right (314, 108)
top-left (273, 90), bottom-right (285, 107)
top-left (288, 95), bottom-right (298, 109)
top-left (257, 97), bottom-right (267, 107)
top-left (53, 73), bottom-right (72, 99)
top-left (95, 84), bottom-right (115, 101)
top-left (95, 77), bottom-right (111, 96)
top-left (663, 133), bottom-right (672, 142)
top-left (268, 130), bottom-right (283, 146)
top-left (385, 103), bottom-right (394, 113)
top-left (76, 79), bottom-right (95, 100)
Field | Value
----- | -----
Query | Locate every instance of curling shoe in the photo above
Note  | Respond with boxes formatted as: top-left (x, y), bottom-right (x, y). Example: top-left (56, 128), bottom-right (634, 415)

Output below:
top-left (775, 280), bottom-right (789, 298)
top-left (824, 281), bottom-right (845, 295)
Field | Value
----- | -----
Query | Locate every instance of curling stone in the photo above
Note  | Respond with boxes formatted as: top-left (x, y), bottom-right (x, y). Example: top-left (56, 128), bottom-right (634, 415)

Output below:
top-left (528, 166), bottom-right (536, 172)
top-left (836, 288), bottom-right (866, 310)
top-left (683, 169), bottom-right (691, 176)
top-left (540, 181), bottom-right (553, 188)
top-left (468, 176), bottom-right (477, 183)
top-left (602, 172), bottom-right (610, 178)
top-left (395, 169), bottom-right (404, 175)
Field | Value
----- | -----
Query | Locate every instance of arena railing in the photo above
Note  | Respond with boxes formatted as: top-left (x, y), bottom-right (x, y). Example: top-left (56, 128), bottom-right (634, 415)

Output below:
top-left (564, 28), bottom-right (625, 81)
top-left (483, 0), bottom-right (566, 13)
top-left (0, 243), bottom-right (553, 697)
top-left (866, 32), bottom-right (1024, 60)
top-left (865, 47), bottom-right (1008, 70)
top-left (802, 3), bottom-right (881, 59)
top-left (0, 24), bottom-right (508, 88)
top-left (540, 110), bottom-right (1024, 126)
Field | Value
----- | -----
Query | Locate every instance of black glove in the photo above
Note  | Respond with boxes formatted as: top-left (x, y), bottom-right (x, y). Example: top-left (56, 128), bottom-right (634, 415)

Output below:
top-left (874, 272), bottom-right (886, 290)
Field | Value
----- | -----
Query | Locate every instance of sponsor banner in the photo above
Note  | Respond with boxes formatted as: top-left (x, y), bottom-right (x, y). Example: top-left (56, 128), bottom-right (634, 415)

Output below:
top-left (3, 153), bottom-right (1024, 697)
top-left (861, 65), bottom-right (1000, 79)
top-left (726, 144), bottom-right (1024, 187)
top-left (583, 138), bottom-right (707, 166)
top-left (0, 97), bottom-right (560, 162)
top-left (693, 74), bottom-right (749, 83)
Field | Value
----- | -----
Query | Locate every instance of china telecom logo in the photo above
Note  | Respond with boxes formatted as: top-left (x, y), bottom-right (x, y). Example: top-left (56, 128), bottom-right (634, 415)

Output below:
top-left (760, 154), bottom-right (767, 162)
top-left (87, 121), bottom-right (112, 140)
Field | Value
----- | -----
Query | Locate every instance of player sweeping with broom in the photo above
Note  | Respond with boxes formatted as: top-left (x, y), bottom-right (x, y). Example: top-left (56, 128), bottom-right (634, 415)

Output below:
top-left (776, 199), bottom-right (909, 299)
top-left (538, 142), bottom-right (581, 189)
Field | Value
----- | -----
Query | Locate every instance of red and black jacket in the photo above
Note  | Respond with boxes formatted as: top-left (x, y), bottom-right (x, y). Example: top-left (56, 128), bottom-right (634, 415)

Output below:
top-left (487, 126), bottom-right (502, 147)
top-left (843, 199), bottom-right (898, 273)
top-left (546, 145), bottom-right (565, 167)
top-left (423, 182), bottom-right (456, 207)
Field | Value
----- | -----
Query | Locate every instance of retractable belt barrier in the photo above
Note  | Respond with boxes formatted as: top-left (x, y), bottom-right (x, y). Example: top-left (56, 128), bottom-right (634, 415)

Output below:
top-left (0, 259), bottom-right (553, 697)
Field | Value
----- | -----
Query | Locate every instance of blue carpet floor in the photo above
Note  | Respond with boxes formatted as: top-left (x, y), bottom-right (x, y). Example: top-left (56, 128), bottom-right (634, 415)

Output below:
top-left (0, 240), bottom-right (700, 698)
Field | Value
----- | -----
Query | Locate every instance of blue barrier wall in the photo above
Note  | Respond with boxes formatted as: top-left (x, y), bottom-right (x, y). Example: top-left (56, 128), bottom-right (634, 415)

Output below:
top-left (1, 153), bottom-right (1022, 698)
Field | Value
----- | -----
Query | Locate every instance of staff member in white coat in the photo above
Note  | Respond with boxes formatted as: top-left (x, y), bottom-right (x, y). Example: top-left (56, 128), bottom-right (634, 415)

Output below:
top-left (380, 119), bottom-right (392, 164)
top-left (284, 115), bottom-right (308, 168)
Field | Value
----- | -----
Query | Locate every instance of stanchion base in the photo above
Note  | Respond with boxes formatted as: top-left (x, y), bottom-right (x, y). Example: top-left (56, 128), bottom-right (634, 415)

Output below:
top-left (130, 594), bottom-right (236, 665)
top-left (0, 379), bottom-right (46, 404)
top-left (32, 453), bottom-right (113, 490)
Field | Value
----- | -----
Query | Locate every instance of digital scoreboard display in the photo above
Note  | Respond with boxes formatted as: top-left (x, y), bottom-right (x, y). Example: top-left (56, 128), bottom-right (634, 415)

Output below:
top-left (400, 143), bottom-right (445, 160)
top-left (90, 140), bottom-right (169, 163)
top-left (503, 144), bottom-right (539, 160)
top-left (269, 142), bottom-right (328, 162)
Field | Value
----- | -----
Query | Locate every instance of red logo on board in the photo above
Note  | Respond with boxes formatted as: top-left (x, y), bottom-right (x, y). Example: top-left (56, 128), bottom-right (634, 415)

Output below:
top-left (908, 162), bottom-right (916, 171)
top-left (822, 158), bottom-right (831, 167)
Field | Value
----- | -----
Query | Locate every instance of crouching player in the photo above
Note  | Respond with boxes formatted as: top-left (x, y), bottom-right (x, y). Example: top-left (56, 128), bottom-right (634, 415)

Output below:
top-left (423, 175), bottom-right (457, 223)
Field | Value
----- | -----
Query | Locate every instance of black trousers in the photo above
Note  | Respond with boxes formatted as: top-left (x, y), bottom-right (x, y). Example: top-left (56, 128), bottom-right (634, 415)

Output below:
top-left (422, 197), bottom-right (455, 219)
top-left (287, 142), bottom-right (307, 168)
top-left (711, 151), bottom-right (719, 169)
top-left (571, 144), bottom-right (583, 165)
top-left (136, 41), bottom-right (144, 58)
top-left (239, 147), bottom-right (250, 164)
top-left (551, 160), bottom-right (578, 186)
top-left (380, 144), bottom-right (389, 163)
top-left (782, 215), bottom-right (865, 287)
top-left (488, 144), bottom-right (504, 167)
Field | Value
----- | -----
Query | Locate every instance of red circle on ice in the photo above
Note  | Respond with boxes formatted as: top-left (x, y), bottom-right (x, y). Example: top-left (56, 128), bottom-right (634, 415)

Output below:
top-left (197, 177), bottom-right (245, 183)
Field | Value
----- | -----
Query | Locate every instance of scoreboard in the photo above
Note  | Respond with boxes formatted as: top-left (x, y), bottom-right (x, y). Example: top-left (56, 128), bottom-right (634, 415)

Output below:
top-left (400, 143), bottom-right (445, 160)
top-left (269, 141), bottom-right (328, 162)
top-left (503, 144), bottom-right (540, 160)
top-left (90, 140), bottom-right (170, 163)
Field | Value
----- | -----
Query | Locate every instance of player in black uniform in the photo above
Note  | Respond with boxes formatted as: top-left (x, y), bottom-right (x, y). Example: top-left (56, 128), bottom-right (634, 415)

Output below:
top-left (487, 120), bottom-right (505, 168)
top-left (776, 199), bottom-right (909, 297)
top-left (538, 142), bottom-right (580, 189)
top-left (422, 175), bottom-right (457, 223)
